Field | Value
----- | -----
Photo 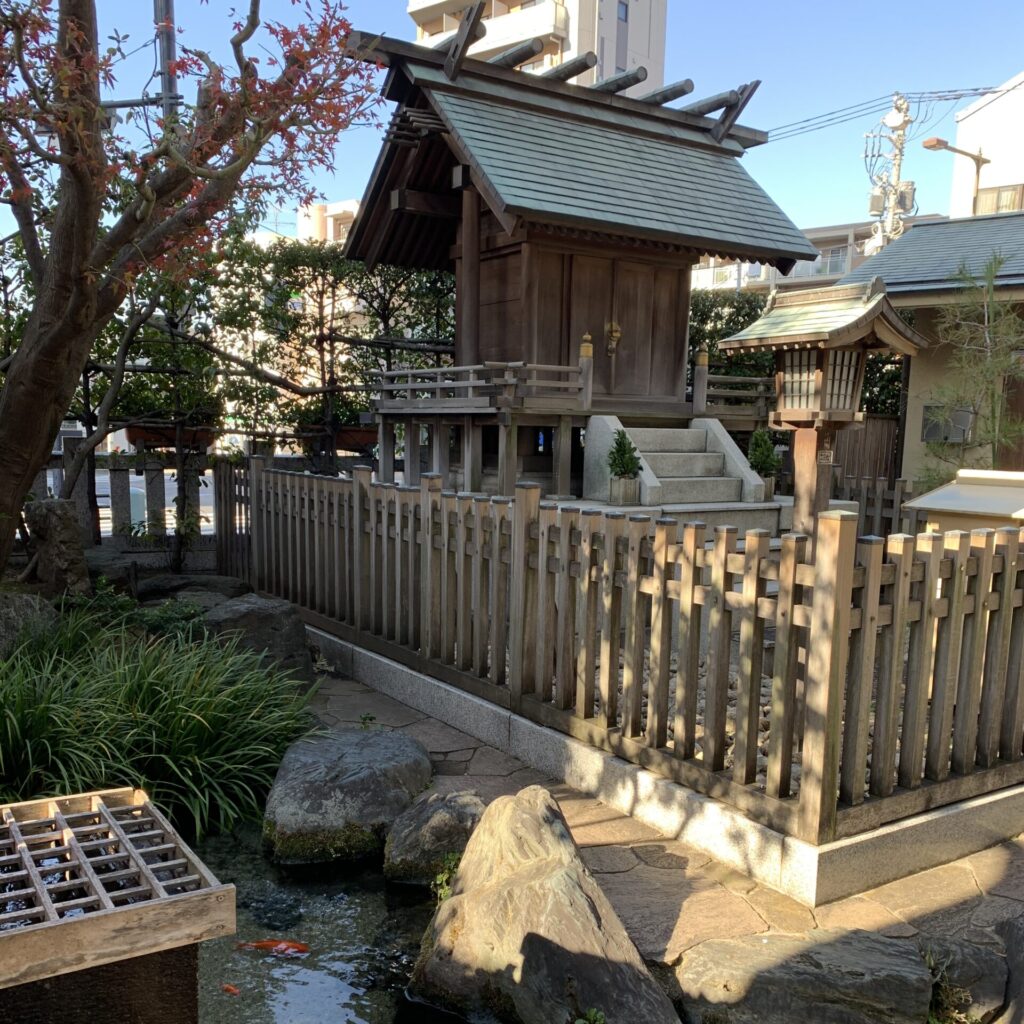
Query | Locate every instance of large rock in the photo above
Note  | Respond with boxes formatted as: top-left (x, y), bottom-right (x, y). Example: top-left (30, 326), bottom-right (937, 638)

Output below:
top-left (411, 785), bottom-right (680, 1024)
top-left (384, 790), bottom-right (485, 885)
top-left (23, 499), bottom-right (91, 597)
top-left (676, 929), bottom-right (934, 1024)
top-left (135, 573), bottom-right (252, 603)
top-left (204, 593), bottom-right (314, 683)
top-left (0, 593), bottom-right (59, 659)
top-left (263, 728), bottom-right (432, 864)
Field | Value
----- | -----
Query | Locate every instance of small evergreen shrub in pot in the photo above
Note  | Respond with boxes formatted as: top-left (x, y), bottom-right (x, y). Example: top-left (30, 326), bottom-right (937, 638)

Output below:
top-left (607, 429), bottom-right (642, 505)
top-left (747, 428), bottom-right (782, 499)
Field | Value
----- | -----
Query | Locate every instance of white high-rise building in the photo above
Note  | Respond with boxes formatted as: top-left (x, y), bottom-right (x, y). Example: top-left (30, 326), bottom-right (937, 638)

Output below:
top-left (407, 0), bottom-right (667, 96)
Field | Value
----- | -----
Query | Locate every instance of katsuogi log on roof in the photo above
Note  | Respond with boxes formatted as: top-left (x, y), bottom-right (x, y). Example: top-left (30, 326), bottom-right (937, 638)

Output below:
top-left (342, 27), bottom-right (818, 273)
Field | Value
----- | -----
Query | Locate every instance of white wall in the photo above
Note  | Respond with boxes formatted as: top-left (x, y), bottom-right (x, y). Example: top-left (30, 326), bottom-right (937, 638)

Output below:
top-left (949, 71), bottom-right (1024, 219)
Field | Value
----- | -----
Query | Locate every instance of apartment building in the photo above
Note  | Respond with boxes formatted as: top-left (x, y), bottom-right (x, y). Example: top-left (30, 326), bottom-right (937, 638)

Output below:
top-left (947, 71), bottom-right (1024, 218)
top-left (407, 0), bottom-right (667, 95)
top-left (296, 199), bottom-right (360, 243)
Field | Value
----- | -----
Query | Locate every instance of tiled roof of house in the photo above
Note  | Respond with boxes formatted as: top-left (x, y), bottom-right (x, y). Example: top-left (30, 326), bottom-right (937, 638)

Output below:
top-left (839, 212), bottom-right (1024, 293)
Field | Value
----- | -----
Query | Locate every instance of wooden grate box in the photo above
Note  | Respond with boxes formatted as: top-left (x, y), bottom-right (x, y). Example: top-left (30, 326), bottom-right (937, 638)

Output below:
top-left (0, 787), bottom-right (235, 989)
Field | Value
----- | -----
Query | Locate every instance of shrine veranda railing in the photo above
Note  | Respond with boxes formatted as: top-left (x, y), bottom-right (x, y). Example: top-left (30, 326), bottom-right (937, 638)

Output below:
top-left (223, 459), bottom-right (1024, 846)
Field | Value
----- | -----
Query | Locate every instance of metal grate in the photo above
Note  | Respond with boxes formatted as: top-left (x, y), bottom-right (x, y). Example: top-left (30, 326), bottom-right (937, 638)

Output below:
top-left (0, 788), bottom-right (234, 990)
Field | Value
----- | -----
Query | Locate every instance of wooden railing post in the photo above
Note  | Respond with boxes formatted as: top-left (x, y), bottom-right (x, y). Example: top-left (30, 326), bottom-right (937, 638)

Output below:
top-left (108, 458), bottom-right (132, 541)
top-left (578, 339), bottom-right (593, 410)
top-left (508, 482), bottom-right (541, 712)
top-left (378, 420), bottom-right (395, 483)
top-left (692, 347), bottom-right (709, 414)
top-left (798, 510), bottom-right (857, 844)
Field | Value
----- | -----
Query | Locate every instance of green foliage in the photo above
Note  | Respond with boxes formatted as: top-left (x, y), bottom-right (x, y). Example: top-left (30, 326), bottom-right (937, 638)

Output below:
top-left (431, 851), bottom-right (462, 905)
top-left (0, 594), bottom-right (313, 838)
top-left (747, 429), bottom-right (781, 476)
top-left (359, 713), bottom-right (376, 730)
top-left (689, 289), bottom-right (770, 375)
top-left (607, 430), bottom-right (641, 479)
top-left (924, 255), bottom-right (1024, 481)
top-left (64, 577), bottom-right (205, 639)
top-left (575, 1011), bottom-right (606, 1024)
top-left (861, 353), bottom-right (904, 416)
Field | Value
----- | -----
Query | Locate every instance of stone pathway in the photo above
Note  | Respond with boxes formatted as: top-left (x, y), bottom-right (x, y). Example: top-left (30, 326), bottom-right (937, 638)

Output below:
top-left (311, 674), bottom-right (1024, 1015)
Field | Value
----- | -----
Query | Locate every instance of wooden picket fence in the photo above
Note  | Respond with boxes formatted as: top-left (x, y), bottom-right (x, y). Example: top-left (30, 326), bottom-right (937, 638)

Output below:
top-left (222, 458), bottom-right (1024, 846)
top-left (214, 460), bottom-right (250, 581)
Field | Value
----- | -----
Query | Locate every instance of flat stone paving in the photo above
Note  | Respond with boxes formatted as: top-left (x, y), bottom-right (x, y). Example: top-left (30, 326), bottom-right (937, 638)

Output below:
top-left (312, 674), bottom-right (1024, 971)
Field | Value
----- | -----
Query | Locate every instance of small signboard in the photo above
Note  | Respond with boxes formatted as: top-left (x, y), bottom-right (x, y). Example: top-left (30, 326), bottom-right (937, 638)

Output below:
top-left (817, 449), bottom-right (834, 465)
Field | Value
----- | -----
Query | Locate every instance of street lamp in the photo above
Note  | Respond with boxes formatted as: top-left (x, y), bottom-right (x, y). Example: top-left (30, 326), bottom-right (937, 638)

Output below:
top-left (922, 137), bottom-right (991, 214)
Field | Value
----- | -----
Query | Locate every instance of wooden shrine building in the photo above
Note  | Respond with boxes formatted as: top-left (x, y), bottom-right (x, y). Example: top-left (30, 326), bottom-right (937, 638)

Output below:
top-left (344, 12), bottom-right (819, 496)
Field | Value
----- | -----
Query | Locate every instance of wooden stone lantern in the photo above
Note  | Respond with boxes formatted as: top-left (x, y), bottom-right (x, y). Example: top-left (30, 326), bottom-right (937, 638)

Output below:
top-left (720, 279), bottom-right (929, 535)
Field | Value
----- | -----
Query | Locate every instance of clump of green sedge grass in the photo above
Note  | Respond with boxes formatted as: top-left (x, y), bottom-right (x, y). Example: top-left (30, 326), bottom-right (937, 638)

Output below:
top-left (0, 588), bottom-right (314, 839)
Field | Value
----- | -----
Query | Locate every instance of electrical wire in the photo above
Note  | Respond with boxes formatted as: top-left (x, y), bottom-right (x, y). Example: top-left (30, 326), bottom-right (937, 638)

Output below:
top-left (766, 85), bottom-right (1002, 143)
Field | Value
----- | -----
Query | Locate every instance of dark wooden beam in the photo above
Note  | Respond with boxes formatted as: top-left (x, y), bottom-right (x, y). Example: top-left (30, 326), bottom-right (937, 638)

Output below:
top-left (639, 79), bottom-right (695, 105)
top-left (444, 2), bottom-right (486, 81)
top-left (680, 89), bottom-right (740, 117)
top-left (489, 38), bottom-right (543, 68)
top-left (390, 188), bottom-right (461, 218)
top-left (591, 66), bottom-right (647, 94)
top-left (459, 188), bottom-right (481, 364)
top-left (711, 81), bottom-right (761, 142)
top-left (541, 51), bottom-right (597, 81)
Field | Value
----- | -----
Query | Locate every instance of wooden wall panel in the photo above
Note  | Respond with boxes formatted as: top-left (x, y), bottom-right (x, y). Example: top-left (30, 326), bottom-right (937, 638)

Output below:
top-left (480, 250), bottom-right (523, 363)
top-left (611, 261), bottom-right (655, 396)
top-left (569, 255), bottom-right (614, 395)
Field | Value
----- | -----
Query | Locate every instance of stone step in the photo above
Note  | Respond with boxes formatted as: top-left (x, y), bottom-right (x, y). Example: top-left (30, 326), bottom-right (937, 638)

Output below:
top-left (659, 502), bottom-right (780, 535)
top-left (642, 451), bottom-right (725, 478)
top-left (658, 476), bottom-right (742, 503)
top-left (626, 427), bottom-right (706, 453)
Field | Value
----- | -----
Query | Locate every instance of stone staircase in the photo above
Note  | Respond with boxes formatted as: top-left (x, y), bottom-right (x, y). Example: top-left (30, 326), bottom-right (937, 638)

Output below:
top-left (627, 427), bottom-right (743, 504)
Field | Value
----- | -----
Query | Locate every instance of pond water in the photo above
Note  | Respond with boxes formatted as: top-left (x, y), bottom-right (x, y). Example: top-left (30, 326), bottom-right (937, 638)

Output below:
top-left (196, 827), bottom-right (465, 1024)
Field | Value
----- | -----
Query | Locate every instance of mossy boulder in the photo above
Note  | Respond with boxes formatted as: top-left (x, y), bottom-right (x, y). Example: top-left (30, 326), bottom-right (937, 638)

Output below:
top-left (0, 592), bottom-right (58, 659)
top-left (263, 728), bottom-right (432, 865)
top-left (384, 790), bottom-right (484, 885)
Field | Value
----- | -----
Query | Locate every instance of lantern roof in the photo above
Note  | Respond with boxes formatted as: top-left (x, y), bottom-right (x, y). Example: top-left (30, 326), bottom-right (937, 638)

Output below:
top-left (719, 278), bottom-right (930, 356)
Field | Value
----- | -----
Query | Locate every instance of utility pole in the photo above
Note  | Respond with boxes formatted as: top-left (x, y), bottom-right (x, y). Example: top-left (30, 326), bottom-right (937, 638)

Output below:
top-left (863, 93), bottom-right (915, 254)
top-left (154, 0), bottom-right (179, 123)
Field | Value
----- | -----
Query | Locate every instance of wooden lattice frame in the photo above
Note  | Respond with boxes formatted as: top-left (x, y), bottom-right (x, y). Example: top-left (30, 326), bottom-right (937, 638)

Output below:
top-left (0, 788), bottom-right (234, 989)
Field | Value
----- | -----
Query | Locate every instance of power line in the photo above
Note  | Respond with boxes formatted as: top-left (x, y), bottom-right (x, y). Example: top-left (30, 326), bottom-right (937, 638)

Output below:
top-left (765, 85), bottom-right (1000, 143)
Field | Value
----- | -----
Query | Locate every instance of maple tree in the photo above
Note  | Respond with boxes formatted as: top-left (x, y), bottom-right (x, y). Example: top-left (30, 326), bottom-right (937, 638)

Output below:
top-left (0, 0), bottom-right (378, 567)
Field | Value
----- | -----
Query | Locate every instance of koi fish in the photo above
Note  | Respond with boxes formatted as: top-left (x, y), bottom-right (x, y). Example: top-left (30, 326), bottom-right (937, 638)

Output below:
top-left (221, 984), bottom-right (241, 996)
top-left (236, 939), bottom-right (310, 956)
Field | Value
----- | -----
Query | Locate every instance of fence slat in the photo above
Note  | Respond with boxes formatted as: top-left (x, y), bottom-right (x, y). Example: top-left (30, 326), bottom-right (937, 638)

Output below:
top-left (554, 509), bottom-right (579, 711)
top-left (647, 518), bottom-right (674, 749)
top-left (952, 529), bottom-right (996, 775)
top-left (508, 484), bottom-right (541, 708)
top-left (733, 530), bottom-right (769, 784)
top-left (575, 510), bottom-right (601, 720)
top-left (673, 522), bottom-right (705, 761)
top-left (534, 503), bottom-right (559, 701)
top-left (621, 515), bottom-right (649, 739)
top-left (926, 531), bottom-right (972, 782)
top-left (899, 533), bottom-right (943, 789)
top-left (871, 534), bottom-right (914, 798)
top-left (978, 528), bottom-right (1019, 767)
top-left (1000, 529), bottom-right (1024, 761)
top-left (419, 474), bottom-right (442, 658)
top-left (471, 496), bottom-right (490, 676)
top-left (597, 515), bottom-right (626, 732)
top-left (440, 492), bottom-right (458, 663)
top-left (489, 498), bottom-right (511, 687)
top-left (839, 536), bottom-right (884, 805)
top-left (456, 494), bottom-right (474, 670)
top-left (704, 526), bottom-right (737, 771)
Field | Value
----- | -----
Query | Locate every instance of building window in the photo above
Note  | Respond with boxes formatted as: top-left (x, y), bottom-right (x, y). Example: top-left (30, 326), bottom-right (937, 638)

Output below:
top-left (976, 184), bottom-right (1024, 215)
top-left (922, 406), bottom-right (974, 444)
top-left (819, 246), bottom-right (848, 275)
top-left (617, 0), bottom-right (628, 21)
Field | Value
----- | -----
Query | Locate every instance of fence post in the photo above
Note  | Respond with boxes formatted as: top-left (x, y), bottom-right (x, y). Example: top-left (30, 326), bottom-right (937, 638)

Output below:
top-left (508, 482), bottom-right (541, 713)
top-left (108, 458), bottom-right (132, 541)
top-left (249, 456), bottom-right (266, 589)
top-left (62, 439), bottom-right (94, 547)
top-left (578, 339), bottom-right (593, 410)
top-left (798, 510), bottom-right (857, 844)
top-left (692, 347), bottom-right (708, 414)
top-left (144, 456), bottom-right (167, 537)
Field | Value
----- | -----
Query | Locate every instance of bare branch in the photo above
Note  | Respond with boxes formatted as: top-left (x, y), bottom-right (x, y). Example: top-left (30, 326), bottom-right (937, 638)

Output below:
top-left (0, 133), bottom-right (43, 285)
top-left (60, 296), bottom-right (159, 497)
top-left (230, 0), bottom-right (261, 80)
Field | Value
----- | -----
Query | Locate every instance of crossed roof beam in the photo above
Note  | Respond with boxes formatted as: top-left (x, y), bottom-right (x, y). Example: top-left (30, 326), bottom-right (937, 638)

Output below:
top-left (378, 1), bottom-right (759, 132)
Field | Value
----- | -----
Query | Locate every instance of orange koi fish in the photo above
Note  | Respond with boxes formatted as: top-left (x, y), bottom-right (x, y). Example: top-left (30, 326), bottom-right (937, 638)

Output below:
top-left (221, 984), bottom-right (241, 996)
top-left (236, 939), bottom-right (310, 956)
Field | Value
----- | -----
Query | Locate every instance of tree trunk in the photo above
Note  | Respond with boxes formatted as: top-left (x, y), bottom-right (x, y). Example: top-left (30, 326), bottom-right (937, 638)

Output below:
top-left (0, 317), bottom-right (103, 568)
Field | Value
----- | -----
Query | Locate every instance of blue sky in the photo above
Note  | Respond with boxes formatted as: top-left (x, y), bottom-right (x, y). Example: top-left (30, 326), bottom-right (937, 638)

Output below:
top-left (85, 0), bottom-right (1024, 234)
